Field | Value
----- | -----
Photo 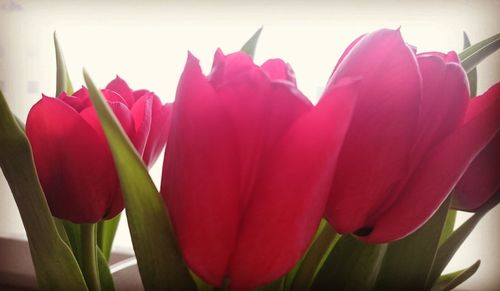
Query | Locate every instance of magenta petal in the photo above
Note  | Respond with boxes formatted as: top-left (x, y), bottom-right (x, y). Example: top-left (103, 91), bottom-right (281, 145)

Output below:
top-left (325, 29), bottom-right (421, 234)
top-left (454, 133), bottom-right (500, 211)
top-left (106, 76), bottom-right (135, 108)
top-left (209, 49), bottom-right (255, 88)
top-left (228, 79), bottom-right (358, 290)
top-left (142, 98), bottom-right (171, 168)
top-left (130, 94), bottom-right (153, 157)
top-left (411, 55), bottom-right (469, 162)
top-left (364, 83), bottom-right (500, 243)
top-left (26, 97), bottom-right (119, 223)
top-left (261, 59), bottom-right (297, 85)
top-left (161, 53), bottom-right (240, 286)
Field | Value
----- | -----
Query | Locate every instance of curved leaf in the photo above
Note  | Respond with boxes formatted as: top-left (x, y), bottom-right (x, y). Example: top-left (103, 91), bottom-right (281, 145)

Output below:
top-left (431, 260), bottom-right (480, 291)
top-left (97, 247), bottom-right (115, 291)
top-left (83, 70), bottom-right (196, 290)
top-left (374, 197), bottom-right (451, 291)
top-left (98, 214), bottom-right (121, 261)
top-left (0, 90), bottom-right (88, 291)
top-left (311, 235), bottom-right (387, 291)
top-left (426, 197), bottom-right (497, 288)
top-left (462, 32), bottom-right (478, 97)
top-left (241, 27), bottom-right (263, 59)
top-left (54, 32), bottom-right (73, 95)
top-left (459, 33), bottom-right (500, 73)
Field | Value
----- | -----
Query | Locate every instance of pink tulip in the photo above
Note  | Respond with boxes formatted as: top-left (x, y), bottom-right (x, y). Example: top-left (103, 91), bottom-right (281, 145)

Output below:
top-left (26, 77), bottom-right (171, 223)
top-left (161, 50), bottom-right (358, 289)
top-left (324, 28), bottom-right (500, 243)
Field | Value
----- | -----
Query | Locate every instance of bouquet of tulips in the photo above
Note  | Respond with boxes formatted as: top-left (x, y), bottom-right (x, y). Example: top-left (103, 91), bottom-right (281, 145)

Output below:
top-left (0, 27), bottom-right (498, 291)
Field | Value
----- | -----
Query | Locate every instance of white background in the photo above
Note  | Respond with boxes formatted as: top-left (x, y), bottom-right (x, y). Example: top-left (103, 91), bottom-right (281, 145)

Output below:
top-left (0, 0), bottom-right (499, 290)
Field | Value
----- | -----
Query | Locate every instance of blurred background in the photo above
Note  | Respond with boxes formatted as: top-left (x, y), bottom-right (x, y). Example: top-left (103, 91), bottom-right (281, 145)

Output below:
top-left (0, 0), bottom-right (499, 289)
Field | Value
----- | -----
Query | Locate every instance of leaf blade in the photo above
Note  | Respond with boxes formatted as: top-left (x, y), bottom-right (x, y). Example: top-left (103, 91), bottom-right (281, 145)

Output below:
top-left (54, 32), bottom-right (74, 95)
top-left (374, 197), bottom-right (451, 291)
top-left (463, 32), bottom-right (478, 96)
top-left (240, 27), bottom-right (263, 59)
top-left (0, 90), bottom-right (88, 291)
top-left (83, 71), bottom-right (195, 290)
top-left (311, 235), bottom-right (387, 291)
top-left (459, 33), bottom-right (500, 73)
top-left (431, 260), bottom-right (480, 291)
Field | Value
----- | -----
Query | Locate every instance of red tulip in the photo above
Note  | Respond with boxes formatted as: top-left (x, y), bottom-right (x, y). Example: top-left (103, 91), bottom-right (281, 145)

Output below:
top-left (26, 77), bottom-right (171, 223)
top-left (453, 112), bottom-right (500, 211)
top-left (324, 28), bottom-right (500, 243)
top-left (161, 50), bottom-right (358, 289)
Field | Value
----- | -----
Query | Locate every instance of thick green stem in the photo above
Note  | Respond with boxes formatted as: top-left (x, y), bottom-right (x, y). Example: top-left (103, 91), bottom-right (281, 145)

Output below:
top-left (81, 224), bottom-right (101, 291)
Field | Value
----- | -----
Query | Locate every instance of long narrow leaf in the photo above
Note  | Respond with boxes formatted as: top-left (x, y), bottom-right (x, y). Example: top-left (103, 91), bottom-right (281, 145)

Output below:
top-left (0, 90), bottom-right (88, 291)
top-left (54, 32), bottom-right (74, 95)
top-left (426, 197), bottom-right (497, 288)
top-left (431, 260), bottom-right (480, 291)
top-left (463, 32), bottom-right (478, 96)
top-left (374, 197), bottom-right (451, 290)
top-left (98, 214), bottom-right (121, 261)
top-left (97, 247), bottom-right (115, 291)
top-left (241, 27), bottom-right (263, 59)
top-left (311, 235), bottom-right (387, 291)
top-left (83, 70), bottom-right (196, 290)
top-left (290, 223), bottom-right (338, 291)
top-left (459, 33), bottom-right (500, 73)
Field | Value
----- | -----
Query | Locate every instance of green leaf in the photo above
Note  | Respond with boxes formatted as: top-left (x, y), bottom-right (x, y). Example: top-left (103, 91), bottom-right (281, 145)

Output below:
top-left (311, 235), bottom-right (387, 291)
top-left (463, 32), bottom-right (478, 96)
top-left (426, 198), bottom-right (497, 288)
top-left (439, 209), bottom-right (456, 246)
top-left (290, 222), bottom-right (338, 291)
top-left (97, 247), bottom-right (116, 291)
top-left (61, 219), bottom-right (84, 268)
top-left (255, 277), bottom-right (284, 291)
top-left (431, 260), bottom-right (480, 291)
top-left (374, 197), bottom-right (451, 291)
top-left (54, 32), bottom-right (74, 95)
top-left (97, 214), bottom-right (121, 261)
top-left (0, 90), bottom-right (88, 291)
top-left (83, 70), bottom-right (196, 290)
top-left (240, 27), bottom-right (263, 59)
top-left (459, 32), bottom-right (500, 73)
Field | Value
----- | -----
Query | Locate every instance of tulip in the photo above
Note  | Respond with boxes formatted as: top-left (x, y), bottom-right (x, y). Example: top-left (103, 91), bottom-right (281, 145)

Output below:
top-left (26, 77), bottom-right (171, 223)
top-left (324, 28), bottom-right (500, 243)
top-left (161, 50), bottom-right (358, 289)
top-left (453, 117), bottom-right (500, 211)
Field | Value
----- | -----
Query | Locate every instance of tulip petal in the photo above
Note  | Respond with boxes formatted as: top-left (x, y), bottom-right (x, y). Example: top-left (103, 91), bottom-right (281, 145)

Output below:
top-left (162, 53), bottom-right (240, 286)
top-left (454, 133), bottom-right (500, 211)
top-left (142, 98), bottom-right (171, 168)
top-left (106, 75), bottom-right (135, 108)
top-left (261, 59), bottom-right (297, 85)
top-left (209, 49), bottom-right (255, 88)
top-left (130, 94), bottom-right (153, 157)
top-left (364, 83), bottom-right (500, 243)
top-left (26, 97), bottom-right (118, 223)
top-left (215, 66), bottom-right (310, 209)
top-left (330, 33), bottom-right (365, 77)
top-left (228, 78), bottom-right (358, 289)
top-left (412, 55), bottom-right (469, 162)
top-left (325, 29), bottom-right (421, 234)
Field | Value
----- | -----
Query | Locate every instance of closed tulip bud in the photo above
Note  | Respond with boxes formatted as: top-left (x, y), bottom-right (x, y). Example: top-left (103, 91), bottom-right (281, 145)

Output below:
top-left (324, 29), bottom-right (500, 243)
top-left (26, 77), bottom-right (171, 223)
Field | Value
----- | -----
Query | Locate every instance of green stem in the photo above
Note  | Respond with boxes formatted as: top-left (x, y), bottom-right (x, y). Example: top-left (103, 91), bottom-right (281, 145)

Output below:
top-left (81, 223), bottom-right (101, 291)
top-left (290, 224), bottom-right (338, 291)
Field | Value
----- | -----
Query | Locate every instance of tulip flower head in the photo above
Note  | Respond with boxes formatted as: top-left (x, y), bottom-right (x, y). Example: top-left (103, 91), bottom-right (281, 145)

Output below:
top-left (26, 77), bottom-right (171, 223)
top-left (162, 49), bottom-right (359, 289)
top-left (324, 29), bottom-right (500, 243)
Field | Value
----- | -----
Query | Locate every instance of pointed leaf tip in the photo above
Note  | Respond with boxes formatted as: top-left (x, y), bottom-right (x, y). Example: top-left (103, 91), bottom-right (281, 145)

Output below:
top-left (241, 27), bottom-right (263, 60)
